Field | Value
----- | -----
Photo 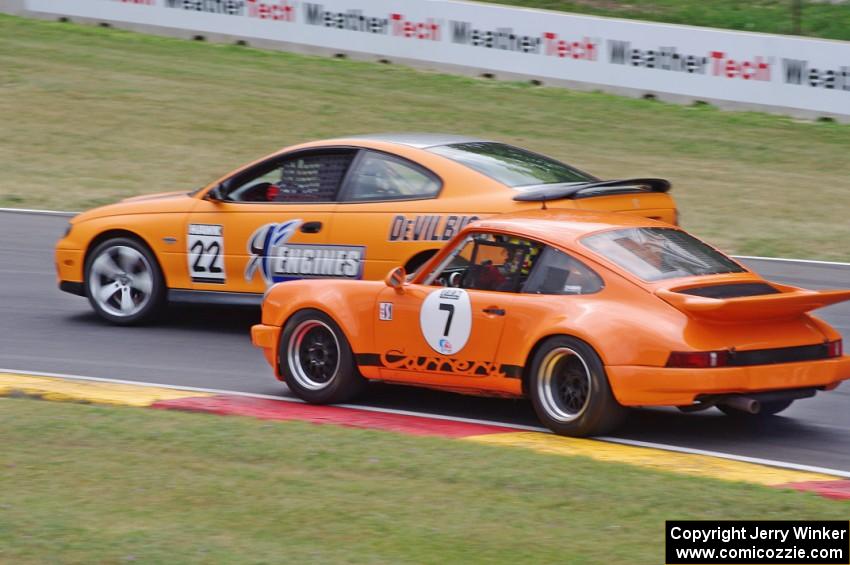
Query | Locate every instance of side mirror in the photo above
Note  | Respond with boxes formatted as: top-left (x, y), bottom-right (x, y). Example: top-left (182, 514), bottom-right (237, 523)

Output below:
top-left (384, 266), bottom-right (407, 293)
top-left (207, 183), bottom-right (226, 201)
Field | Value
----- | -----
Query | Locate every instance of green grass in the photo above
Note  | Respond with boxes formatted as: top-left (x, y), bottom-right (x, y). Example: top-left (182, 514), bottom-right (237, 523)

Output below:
top-left (0, 15), bottom-right (848, 260)
top-left (0, 397), bottom-right (846, 564)
top-left (487, 0), bottom-right (850, 40)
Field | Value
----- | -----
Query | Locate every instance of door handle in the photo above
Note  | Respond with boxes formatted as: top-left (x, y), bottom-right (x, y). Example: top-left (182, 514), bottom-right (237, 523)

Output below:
top-left (300, 221), bottom-right (323, 234)
top-left (482, 307), bottom-right (505, 316)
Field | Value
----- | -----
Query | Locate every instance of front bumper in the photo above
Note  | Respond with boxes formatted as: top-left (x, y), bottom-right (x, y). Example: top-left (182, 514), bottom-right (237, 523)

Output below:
top-left (607, 355), bottom-right (850, 406)
top-left (55, 247), bottom-right (84, 287)
top-left (251, 323), bottom-right (281, 374)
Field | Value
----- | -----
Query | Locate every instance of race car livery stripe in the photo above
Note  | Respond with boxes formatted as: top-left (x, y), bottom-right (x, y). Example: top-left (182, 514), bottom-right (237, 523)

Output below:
top-left (463, 432), bottom-right (837, 487)
top-left (355, 353), bottom-right (381, 366)
top-left (0, 373), bottom-right (212, 407)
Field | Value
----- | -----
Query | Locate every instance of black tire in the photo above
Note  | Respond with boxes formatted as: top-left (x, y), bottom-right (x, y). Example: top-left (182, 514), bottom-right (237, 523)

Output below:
top-left (84, 236), bottom-right (166, 325)
top-left (528, 336), bottom-right (627, 437)
top-left (279, 309), bottom-right (366, 404)
top-left (718, 399), bottom-right (793, 418)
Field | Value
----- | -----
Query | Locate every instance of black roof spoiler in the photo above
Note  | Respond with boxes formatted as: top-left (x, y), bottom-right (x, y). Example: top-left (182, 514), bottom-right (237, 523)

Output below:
top-left (512, 178), bottom-right (671, 202)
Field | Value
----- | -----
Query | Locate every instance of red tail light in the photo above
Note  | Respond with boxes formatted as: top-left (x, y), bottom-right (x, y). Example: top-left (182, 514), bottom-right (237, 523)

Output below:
top-left (666, 350), bottom-right (729, 368)
top-left (826, 339), bottom-right (843, 358)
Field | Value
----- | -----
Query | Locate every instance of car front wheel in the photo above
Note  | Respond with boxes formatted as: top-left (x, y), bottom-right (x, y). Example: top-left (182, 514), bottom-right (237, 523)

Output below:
top-left (528, 336), bottom-right (627, 437)
top-left (280, 309), bottom-right (366, 404)
top-left (84, 237), bottom-right (165, 325)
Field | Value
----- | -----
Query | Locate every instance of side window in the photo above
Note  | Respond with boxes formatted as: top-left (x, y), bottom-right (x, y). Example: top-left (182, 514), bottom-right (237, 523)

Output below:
top-left (343, 151), bottom-right (441, 202)
top-left (425, 233), bottom-right (542, 293)
top-left (226, 152), bottom-right (354, 203)
top-left (522, 247), bottom-right (604, 295)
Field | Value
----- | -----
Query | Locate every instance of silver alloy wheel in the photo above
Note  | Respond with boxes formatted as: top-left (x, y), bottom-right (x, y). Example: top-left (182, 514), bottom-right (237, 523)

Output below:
top-left (88, 245), bottom-right (154, 318)
top-left (537, 347), bottom-right (592, 423)
top-left (287, 320), bottom-right (341, 391)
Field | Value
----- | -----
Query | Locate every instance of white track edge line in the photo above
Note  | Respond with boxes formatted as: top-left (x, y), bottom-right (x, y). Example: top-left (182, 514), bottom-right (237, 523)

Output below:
top-left (0, 208), bottom-right (847, 267)
top-left (3, 367), bottom-right (848, 479)
top-left (0, 207), bottom-right (77, 216)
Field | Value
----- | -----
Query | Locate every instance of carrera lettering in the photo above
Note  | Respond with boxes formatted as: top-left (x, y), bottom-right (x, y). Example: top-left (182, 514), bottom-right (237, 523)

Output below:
top-left (389, 215), bottom-right (478, 242)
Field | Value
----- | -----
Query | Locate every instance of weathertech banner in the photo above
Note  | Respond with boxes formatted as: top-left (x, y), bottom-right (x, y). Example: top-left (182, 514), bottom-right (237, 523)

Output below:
top-left (24, 0), bottom-right (850, 117)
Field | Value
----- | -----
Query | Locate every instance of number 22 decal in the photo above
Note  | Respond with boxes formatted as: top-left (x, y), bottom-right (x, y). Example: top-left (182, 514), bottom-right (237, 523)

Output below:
top-left (190, 240), bottom-right (223, 274)
top-left (188, 224), bottom-right (226, 284)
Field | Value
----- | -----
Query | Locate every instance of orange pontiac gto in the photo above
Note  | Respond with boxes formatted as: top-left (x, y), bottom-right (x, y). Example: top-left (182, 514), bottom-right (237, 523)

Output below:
top-left (252, 210), bottom-right (850, 436)
top-left (54, 134), bottom-right (676, 324)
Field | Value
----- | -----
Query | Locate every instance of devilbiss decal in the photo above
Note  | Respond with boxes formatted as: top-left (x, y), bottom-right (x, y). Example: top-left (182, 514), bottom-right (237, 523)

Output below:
top-left (388, 215), bottom-right (478, 242)
top-left (245, 220), bottom-right (365, 285)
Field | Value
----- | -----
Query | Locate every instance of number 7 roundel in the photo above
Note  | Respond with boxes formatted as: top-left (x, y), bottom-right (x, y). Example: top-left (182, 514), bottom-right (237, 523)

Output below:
top-left (419, 288), bottom-right (472, 355)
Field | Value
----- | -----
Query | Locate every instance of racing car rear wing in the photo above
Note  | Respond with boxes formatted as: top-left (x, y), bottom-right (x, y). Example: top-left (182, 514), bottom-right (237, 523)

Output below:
top-left (656, 284), bottom-right (850, 322)
top-left (513, 178), bottom-right (671, 202)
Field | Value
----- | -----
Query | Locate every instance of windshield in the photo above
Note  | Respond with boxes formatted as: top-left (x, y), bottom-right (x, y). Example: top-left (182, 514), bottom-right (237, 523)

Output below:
top-left (427, 142), bottom-right (597, 188)
top-left (582, 227), bottom-right (746, 282)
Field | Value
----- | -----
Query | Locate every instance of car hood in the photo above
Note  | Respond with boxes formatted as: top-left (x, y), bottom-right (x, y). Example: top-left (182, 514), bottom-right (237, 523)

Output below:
top-left (71, 191), bottom-right (196, 223)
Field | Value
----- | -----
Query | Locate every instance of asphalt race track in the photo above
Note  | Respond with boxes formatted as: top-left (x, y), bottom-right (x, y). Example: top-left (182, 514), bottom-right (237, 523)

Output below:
top-left (2, 211), bottom-right (849, 471)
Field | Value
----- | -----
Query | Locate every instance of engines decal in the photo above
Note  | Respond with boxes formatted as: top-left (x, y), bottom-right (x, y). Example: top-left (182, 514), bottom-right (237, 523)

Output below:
top-left (245, 220), bottom-right (365, 285)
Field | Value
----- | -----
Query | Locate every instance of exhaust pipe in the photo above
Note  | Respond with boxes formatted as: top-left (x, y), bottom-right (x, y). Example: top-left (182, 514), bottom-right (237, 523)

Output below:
top-left (719, 396), bottom-right (761, 414)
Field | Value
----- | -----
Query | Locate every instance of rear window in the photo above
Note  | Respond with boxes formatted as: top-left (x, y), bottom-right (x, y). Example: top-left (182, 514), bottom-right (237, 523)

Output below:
top-left (427, 142), bottom-right (596, 188)
top-left (582, 227), bottom-right (746, 282)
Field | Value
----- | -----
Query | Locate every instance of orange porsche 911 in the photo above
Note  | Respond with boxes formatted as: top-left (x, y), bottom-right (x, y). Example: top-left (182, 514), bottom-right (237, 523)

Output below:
top-left (55, 133), bottom-right (677, 324)
top-left (251, 210), bottom-right (850, 436)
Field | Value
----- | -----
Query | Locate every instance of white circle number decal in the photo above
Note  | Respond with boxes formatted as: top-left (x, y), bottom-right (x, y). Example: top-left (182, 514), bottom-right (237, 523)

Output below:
top-left (420, 288), bottom-right (472, 355)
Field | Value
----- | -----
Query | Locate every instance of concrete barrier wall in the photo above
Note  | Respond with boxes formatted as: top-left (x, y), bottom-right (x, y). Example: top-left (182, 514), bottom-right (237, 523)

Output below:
top-left (5, 0), bottom-right (850, 121)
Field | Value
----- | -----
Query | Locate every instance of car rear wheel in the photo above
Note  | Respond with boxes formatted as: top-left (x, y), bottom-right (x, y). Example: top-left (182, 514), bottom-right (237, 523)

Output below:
top-left (528, 336), bottom-right (627, 437)
top-left (280, 309), bottom-right (366, 404)
top-left (718, 399), bottom-right (793, 418)
top-left (84, 237), bottom-right (165, 325)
